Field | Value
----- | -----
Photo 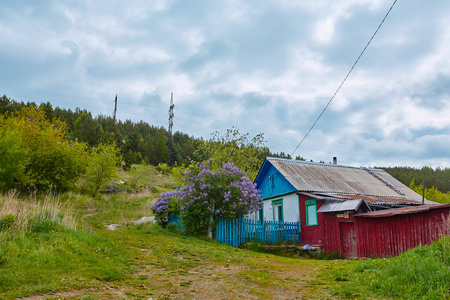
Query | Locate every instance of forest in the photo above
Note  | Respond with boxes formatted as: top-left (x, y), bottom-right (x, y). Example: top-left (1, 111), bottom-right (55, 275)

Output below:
top-left (1, 94), bottom-right (449, 194)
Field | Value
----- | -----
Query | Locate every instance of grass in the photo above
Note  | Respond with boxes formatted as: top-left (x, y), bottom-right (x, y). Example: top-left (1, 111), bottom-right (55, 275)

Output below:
top-left (317, 237), bottom-right (450, 299)
top-left (0, 190), bottom-right (78, 236)
top-left (354, 237), bottom-right (450, 299)
top-left (0, 192), bottom-right (134, 299)
top-left (1, 164), bottom-right (449, 299)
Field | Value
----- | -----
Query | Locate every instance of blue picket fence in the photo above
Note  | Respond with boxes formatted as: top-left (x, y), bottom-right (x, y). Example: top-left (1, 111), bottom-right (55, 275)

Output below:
top-left (216, 217), bottom-right (300, 247)
top-left (168, 214), bottom-right (183, 229)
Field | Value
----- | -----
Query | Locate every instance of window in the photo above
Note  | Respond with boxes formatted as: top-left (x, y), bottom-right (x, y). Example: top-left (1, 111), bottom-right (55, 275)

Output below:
top-left (256, 204), bottom-right (264, 221)
top-left (305, 199), bottom-right (318, 226)
top-left (272, 199), bottom-right (283, 222)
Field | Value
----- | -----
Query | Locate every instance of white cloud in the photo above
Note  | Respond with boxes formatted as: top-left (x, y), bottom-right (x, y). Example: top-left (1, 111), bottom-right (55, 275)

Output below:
top-left (0, 0), bottom-right (449, 168)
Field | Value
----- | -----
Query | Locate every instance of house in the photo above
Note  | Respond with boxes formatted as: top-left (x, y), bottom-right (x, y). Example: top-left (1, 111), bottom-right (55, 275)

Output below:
top-left (250, 157), bottom-right (449, 258)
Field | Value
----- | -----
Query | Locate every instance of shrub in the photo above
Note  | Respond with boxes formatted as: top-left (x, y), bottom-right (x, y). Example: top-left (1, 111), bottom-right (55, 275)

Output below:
top-left (166, 222), bottom-right (180, 233)
top-left (156, 163), bottom-right (171, 174)
top-left (84, 143), bottom-right (122, 197)
top-left (0, 107), bottom-right (89, 191)
top-left (151, 191), bottom-right (180, 224)
top-left (152, 162), bottom-right (261, 236)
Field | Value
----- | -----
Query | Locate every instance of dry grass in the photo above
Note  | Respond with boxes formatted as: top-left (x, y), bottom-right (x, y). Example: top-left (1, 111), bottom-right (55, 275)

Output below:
top-left (0, 190), bottom-right (77, 236)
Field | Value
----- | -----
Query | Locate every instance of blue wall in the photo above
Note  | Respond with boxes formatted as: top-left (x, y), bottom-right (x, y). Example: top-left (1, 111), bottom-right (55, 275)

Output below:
top-left (255, 161), bottom-right (297, 199)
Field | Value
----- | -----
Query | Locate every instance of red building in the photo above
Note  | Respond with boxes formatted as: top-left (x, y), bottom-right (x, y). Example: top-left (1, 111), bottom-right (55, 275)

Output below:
top-left (253, 158), bottom-right (449, 259)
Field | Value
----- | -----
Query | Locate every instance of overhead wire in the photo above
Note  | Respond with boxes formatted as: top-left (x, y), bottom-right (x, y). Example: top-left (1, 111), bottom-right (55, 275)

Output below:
top-left (290, 0), bottom-right (399, 157)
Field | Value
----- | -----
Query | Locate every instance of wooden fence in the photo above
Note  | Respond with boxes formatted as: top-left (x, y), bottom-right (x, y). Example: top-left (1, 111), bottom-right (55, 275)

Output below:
top-left (216, 217), bottom-right (300, 247)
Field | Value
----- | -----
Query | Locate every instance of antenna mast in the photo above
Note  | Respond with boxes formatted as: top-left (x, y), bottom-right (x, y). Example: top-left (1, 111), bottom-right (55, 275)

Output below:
top-left (113, 94), bottom-right (118, 122)
top-left (167, 92), bottom-right (176, 166)
top-left (168, 92), bottom-right (174, 136)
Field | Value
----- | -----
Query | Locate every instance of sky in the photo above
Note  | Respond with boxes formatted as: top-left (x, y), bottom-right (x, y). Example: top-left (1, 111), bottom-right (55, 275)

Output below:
top-left (1, 0), bottom-right (449, 168)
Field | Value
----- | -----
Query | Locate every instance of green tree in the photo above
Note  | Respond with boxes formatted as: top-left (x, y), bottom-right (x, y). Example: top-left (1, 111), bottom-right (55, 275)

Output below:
top-left (0, 107), bottom-right (88, 191)
top-left (85, 143), bottom-right (122, 197)
top-left (0, 116), bottom-right (29, 189)
top-left (22, 107), bottom-right (89, 190)
top-left (409, 179), bottom-right (450, 204)
top-left (194, 127), bottom-right (267, 180)
top-left (73, 112), bottom-right (104, 147)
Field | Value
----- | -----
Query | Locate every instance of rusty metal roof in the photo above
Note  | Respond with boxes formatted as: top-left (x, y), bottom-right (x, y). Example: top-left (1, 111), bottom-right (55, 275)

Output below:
top-left (267, 158), bottom-right (423, 202)
top-left (355, 203), bottom-right (450, 218)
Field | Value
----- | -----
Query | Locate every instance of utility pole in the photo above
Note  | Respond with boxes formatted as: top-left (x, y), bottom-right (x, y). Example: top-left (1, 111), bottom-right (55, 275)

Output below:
top-left (168, 92), bottom-right (174, 136)
top-left (422, 179), bottom-right (425, 205)
top-left (113, 94), bottom-right (118, 122)
top-left (167, 92), bottom-right (176, 166)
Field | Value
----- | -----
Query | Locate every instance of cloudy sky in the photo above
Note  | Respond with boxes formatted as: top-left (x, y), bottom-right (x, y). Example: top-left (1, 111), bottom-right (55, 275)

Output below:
top-left (1, 0), bottom-right (449, 168)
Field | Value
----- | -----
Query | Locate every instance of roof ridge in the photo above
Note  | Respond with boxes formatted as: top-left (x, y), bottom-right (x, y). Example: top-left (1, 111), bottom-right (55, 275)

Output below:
top-left (266, 157), bottom-right (383, 171)
top-left (361, 167), bottom-right (406, 197)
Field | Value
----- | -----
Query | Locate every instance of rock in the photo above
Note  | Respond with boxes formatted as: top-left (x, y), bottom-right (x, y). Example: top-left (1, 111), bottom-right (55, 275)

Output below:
top-left (105, 224), bottom-right (121, 230)
top-left (133, 216), bottom-right (156, 225)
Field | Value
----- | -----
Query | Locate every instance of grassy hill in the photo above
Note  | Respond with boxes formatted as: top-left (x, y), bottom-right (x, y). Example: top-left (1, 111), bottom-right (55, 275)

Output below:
top-left (0, 165), bottom-right (449, 299)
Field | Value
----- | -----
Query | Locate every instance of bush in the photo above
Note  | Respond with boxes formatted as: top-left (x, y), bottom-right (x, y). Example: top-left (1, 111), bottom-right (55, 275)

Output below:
top-left (166, 222), bottom-right (181, 233)
top-left (156, 163), bottom-right (171, 174)
top-left (0, 107), bottom-right (89, 191)
top-left (84, 143), bottom-right (122, 197)
top-left (153, 162), bottom-right (261, 236)
top-left (151, 191), bottom-right (180, 223)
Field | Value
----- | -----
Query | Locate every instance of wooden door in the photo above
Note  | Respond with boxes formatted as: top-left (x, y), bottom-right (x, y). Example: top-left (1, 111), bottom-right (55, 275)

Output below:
top-left (340, 222), bottom-right (357, 259)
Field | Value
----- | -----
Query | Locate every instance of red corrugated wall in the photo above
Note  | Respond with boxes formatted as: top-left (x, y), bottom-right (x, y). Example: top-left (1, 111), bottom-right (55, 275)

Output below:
top-left (322, 213), bottom-right (358, 258)
top-left (355, 207), bottom-right (450, 258)
top-left (298, 194), bottom-right (324, 246)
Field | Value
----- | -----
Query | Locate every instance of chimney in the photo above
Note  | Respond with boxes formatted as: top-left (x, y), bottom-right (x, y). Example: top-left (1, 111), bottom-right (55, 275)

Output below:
top-left (333, 157), bottom-right (337, 165)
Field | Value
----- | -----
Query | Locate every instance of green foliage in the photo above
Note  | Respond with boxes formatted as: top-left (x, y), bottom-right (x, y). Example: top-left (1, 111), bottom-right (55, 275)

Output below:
top-left (385, 166), bottom-right (450, 193)
top-left (73, 112), bottom-right (104, 147)
top-left (194, 127), bottom-right (267, 180)
top-left (0, 214), bottom-right (15, 232)
top-left (0, 116), bottom-right (29, 190)
top-left (352, 237), bottom-right (450, 299)
top-left (165, 222), bottom-right (181, 233)
top-left (156, 162), bottom-right (171, 174)
top-left (2, 96), bottom-right (298, 176)
top-left (409, 179), bottom-right (450, 203)
top-left (0, 107), bottom-right (89, 191)
top-left (171, 164), bottom-right (190, 184)
top-left (154, 163), bottom-right (261, 236)
top-left (84, 143), bottom-right (122, 197)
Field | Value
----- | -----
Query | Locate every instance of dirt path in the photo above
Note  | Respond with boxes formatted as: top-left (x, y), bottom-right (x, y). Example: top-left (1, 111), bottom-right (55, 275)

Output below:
top-left (80, 211), bottom-right (98, 231)
top-left (17, 227), bottom-right (334, 300)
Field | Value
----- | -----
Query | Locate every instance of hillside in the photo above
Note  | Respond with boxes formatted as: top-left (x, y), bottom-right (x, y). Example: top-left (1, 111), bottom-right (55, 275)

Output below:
top-left (1, 166), bottom-right (449, 299)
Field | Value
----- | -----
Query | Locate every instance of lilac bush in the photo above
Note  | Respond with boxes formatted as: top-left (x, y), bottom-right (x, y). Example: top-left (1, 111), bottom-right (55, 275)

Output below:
top-left (151, 190), bottom-right (180, 222)
top-left (152, 162), bottom-right (261, 235)
top-left (154, 162), bottom-right (261, 236)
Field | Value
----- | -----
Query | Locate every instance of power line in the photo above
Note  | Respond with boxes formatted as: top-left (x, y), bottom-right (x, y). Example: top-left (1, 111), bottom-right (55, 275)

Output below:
top-left (291, 0), bottom-right (399, 157)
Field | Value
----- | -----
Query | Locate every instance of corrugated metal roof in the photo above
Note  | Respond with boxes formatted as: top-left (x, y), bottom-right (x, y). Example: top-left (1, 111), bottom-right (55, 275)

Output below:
top-left (317, 199), bottom-right (368, 213)
top-left (332, 194), bottom-right (421, 205)
top-left (355, 203), bottom-right (450, 218)
top-left (267, 158), bottom-right (423, 202)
